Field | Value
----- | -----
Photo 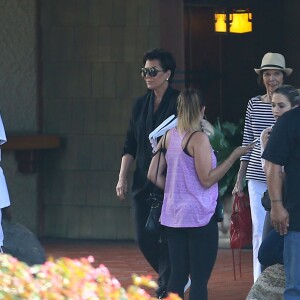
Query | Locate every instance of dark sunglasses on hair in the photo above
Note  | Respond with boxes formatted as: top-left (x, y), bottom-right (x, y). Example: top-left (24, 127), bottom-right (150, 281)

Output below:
top-left (141, 67), bottom-right (164, 78)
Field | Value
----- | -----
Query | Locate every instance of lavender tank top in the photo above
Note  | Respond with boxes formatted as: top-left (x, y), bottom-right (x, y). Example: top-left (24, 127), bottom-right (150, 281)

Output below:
top-left (160, 128), bottom-right (218, 227)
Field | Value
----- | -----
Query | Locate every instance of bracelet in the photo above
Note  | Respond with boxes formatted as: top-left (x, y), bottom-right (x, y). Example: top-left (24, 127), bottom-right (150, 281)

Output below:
top-left (271, 199), bottom-right (282, 202)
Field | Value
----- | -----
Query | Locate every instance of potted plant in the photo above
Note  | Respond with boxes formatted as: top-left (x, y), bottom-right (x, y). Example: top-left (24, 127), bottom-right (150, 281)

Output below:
top-left (208, 119), bottom-right (247, 240)
top-left (209, 118), bottom-right (246, 199)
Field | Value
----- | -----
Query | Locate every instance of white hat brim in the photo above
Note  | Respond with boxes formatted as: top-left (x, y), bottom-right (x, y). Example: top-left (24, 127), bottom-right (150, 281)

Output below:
top-left (254, 67), bottom-right (293, 76)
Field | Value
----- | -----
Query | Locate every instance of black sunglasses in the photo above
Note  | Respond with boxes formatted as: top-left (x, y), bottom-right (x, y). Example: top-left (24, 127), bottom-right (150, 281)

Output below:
top-left (141, 67), bottom-right (164, 78)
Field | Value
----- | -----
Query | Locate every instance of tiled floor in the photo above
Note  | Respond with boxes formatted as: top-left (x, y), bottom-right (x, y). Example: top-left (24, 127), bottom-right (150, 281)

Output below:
top-left (42, 239), bottom-right (253, 300)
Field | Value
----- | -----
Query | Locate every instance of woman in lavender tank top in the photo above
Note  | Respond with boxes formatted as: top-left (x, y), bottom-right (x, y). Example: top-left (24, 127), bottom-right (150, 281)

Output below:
top-left (148, 89), bottom-right (253, 300)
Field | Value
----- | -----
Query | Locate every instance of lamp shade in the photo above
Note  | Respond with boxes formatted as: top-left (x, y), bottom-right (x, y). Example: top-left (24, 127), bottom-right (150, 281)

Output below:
top-left (215, 12), bottom-right (227, 33)
top-left (214, 9), bottom-right (252, 34)
top-left (230, 10), bottom-right (252, 33)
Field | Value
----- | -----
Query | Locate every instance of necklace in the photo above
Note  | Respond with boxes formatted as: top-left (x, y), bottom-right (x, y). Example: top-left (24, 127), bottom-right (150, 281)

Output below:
top-left (262, 92), bottom-right (272, 103)
top-left (267, 91), bottom-right (272, 103)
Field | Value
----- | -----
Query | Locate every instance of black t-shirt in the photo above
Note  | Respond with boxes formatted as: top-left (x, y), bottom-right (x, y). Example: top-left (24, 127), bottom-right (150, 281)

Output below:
top-left (262, 106), bottom-right (300, 231)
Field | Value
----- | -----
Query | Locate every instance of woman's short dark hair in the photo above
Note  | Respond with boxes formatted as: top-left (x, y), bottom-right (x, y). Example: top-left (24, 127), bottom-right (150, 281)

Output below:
top-left (143, 48), bottom-right (176, 83)
top-left (257, 70), bottom-right (287, 86)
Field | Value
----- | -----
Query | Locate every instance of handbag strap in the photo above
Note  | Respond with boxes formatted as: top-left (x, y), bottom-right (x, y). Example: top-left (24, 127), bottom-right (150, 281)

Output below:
top-left (153, 148), bottom-right (162, 186)
top-left (153, 133), bottom-right (167, 187)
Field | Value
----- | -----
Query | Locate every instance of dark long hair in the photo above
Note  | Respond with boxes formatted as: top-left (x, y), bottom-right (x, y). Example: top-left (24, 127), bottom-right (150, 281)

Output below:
top-left (272, 85), bottom-right (300, 107)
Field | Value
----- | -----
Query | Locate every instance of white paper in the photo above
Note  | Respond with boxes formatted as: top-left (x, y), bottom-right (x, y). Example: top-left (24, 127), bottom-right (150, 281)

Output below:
top-left (149, 115), bottom-right (177, 152)
top-left (0, 113), bottom-right (7, 145)
top-left (0, 113), bottom-right (7, 162)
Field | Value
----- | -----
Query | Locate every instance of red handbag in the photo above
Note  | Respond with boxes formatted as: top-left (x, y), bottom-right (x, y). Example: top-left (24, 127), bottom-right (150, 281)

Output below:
top-left (230, 194), bottom-right (252, 280)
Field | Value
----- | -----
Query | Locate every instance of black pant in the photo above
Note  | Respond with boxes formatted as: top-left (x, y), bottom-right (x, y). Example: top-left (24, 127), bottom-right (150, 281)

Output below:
top-left (258, 228), bottom-right (284, 267)
top-left (133, 192), bottom-right (170, 297)
top-left (166, 216), bottom-right (218, 300)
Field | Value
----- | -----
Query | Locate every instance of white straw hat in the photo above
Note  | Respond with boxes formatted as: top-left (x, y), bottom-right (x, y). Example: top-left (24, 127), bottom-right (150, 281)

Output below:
top-left (254, 52), bottom-right (293, 76)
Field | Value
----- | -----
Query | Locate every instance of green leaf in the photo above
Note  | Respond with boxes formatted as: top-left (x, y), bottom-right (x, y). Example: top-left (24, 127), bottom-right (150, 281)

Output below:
top-left (209, 118), bottom-right (246, 199)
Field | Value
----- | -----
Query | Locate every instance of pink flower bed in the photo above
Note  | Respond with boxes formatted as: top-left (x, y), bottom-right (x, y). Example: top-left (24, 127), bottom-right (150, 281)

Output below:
top-left (0, 254), bottom-right (181, 299)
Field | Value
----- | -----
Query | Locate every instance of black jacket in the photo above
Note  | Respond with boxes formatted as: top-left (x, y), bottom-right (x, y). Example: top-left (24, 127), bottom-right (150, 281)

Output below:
top-left (123, 86), bottom-right (179, 199)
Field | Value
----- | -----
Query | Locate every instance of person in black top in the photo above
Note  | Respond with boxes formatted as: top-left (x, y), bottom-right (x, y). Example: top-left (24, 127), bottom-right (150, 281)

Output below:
top-left (262, 104), bottom-right (300, 299)
top-left (258, 85), bottom-right (300, 270)
top-left (116, 48), bottom-right (179, 298)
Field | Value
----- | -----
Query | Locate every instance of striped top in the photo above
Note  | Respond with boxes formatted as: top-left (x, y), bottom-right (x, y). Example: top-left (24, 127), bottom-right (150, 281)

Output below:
top-left (241, 96), bottom-right (276, 182)
top-left (160, 128), bottom-right (218, 228)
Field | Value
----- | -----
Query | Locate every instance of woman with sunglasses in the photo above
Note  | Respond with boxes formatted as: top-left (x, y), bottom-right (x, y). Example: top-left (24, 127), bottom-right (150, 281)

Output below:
top-left (116, 48), bottom-right (179, 298)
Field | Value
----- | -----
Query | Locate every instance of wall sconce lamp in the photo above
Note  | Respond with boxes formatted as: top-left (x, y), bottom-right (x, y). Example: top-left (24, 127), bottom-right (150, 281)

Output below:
top-left (215, 9), bottom-right (252, 34)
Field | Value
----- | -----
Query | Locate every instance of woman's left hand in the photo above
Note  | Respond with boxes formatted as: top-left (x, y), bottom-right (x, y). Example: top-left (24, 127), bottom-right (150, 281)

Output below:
top-left (261, 128), bottom-right (272, 149)
top-left (233, 144), bottom-right (254, 158)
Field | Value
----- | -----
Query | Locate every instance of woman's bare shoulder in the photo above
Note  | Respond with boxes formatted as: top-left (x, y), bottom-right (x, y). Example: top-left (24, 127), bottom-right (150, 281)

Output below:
top-left (191, 131), bottom-right (210, 144)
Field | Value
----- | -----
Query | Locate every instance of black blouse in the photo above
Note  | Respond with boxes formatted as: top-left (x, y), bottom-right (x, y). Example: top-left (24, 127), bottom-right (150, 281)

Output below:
top-left (122, 86), bottom-right (179, 199)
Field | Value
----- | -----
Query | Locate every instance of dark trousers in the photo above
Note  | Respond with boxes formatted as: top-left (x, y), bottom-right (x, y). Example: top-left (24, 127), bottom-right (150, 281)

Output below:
top-left (260, 212), bottom-right (284, 271)
top-left (258, 228), bottom-right (284, 267)
top-left (133, 192), bottom-right (170, 297)
top-left (166, 216), bottom-right (218, 300)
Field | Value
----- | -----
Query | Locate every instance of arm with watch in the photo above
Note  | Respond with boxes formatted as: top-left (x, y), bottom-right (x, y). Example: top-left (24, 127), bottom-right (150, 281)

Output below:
top-left (265, 161), bottom-right (289, 236)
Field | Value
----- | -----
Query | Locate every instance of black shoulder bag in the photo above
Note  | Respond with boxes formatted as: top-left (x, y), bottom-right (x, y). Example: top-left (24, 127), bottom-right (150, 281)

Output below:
top-left (261, 190), bottom-right (271, 211)
top-left (145, 139), bottom-right (165, 234)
